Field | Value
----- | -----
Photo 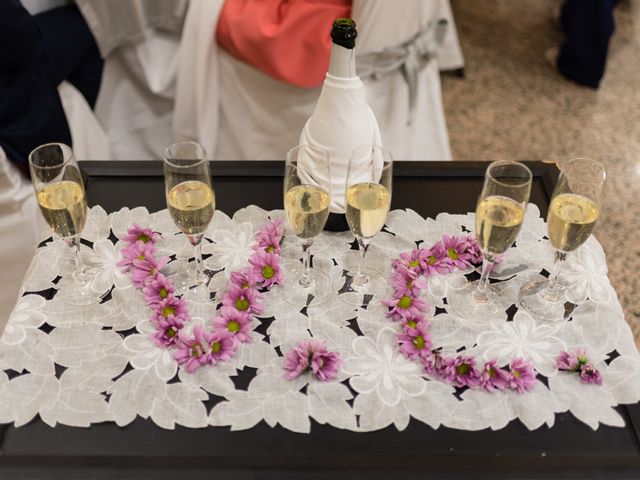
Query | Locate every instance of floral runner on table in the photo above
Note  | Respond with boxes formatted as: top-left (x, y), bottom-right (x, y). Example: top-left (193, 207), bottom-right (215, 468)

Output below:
top-left (1, 205), bottom-right (639, 433)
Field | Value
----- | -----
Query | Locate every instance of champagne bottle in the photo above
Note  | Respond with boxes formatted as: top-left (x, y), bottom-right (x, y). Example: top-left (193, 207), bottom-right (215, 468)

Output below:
top-left (299, 18), bottom-right (383, 232)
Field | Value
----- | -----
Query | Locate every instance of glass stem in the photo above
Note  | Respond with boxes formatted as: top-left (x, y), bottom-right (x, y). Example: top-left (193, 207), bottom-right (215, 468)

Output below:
top-left (69, 236), bottom-right (88, 285)
top-left (354, 238), bottom-right (370, 286)
top-left (544, 251), bottom-right (568, 302)
top-left (300, 240), bottom-right (313, 288)
top-left (473, 254), bottom-right (495, 304)
top-left (193, 240), bottom-right (204, 285)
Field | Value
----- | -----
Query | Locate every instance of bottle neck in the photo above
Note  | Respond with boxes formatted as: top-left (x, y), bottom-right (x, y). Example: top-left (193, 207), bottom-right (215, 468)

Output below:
top-left (328, 43), bottom-right (356, 79)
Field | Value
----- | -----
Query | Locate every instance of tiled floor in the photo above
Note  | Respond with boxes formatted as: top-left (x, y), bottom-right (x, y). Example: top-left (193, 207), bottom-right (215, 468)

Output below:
top-left (442, 0), bottom-right (640, 341)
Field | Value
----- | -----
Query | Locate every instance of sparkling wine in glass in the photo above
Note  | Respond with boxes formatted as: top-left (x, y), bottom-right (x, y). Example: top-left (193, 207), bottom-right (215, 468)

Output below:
top-left (448, 161), bottom-right (532, 320)
top-left (283, 145), bottom-right (332, 305)
top-left (520, 158), bottom-right (605, 321)
top-left (342, 145), bottom-right (393, 305)
top-left (164, 142), bottom-right (215, 302)
top-left (29, 143), bottom-right (105, 305)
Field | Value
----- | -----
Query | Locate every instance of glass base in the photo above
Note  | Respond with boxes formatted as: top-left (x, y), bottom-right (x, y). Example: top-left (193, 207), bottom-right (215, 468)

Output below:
top-left (165, 260), bottom-right (213, 303)
top-left (57, 268), bottom-right (108, 306)
top-left (447, 281), bottom-right (504, 321)
top-left (519, 280), bottom-right (566, 322)
top-left (338, 267), bottom-right (390, 307)
top-left (281, 268), bottom-right (332, 307)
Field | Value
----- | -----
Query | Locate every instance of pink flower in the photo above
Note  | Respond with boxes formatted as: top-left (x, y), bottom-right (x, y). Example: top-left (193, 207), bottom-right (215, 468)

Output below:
top-left (211, 307), bottom-right (253, 344)
top-left (579, 364), bottom-right (603, 385)
top-left (122, 224), bottom-right (160, 245)
top-left (118, 241), bottom-right (156, 273)
top-left (152, 317), bottom-right (185, 348)
top-left (400, 311), bottom-right (429, 332)
top-left (419, 242), bottom-right (451, 276)
top-left (131, 254), bottom-right (170, 288)
top-left (557, 348), bottom-right (589, 372)
top-left (382, 292), bottom-right (428, 322)
top-left (442, 235), bottom-right (474, 270)
top-left (283, 339), bottom-right (341, 382)
top-left (221, 285), bottom-right (263, 316)
top-left (423, 351), bottom-right (447, 377)
top-left (462, 235), bottom-right (483, 265)
top-left (479, 360), bottom-right (510, 392)
top-left (174, 326), bottom-right (210, 373)
top-left (392, 266), bottom-right (427, 298)
top-left (206, 330), bottom-right (237, 366)
top-left (229, 268), bottom-right (261, 291)
top-left (398, 321), bottom-right (432, 361)
top-left (254, 220), bottom-right (284, 255)
top-left (508, 358), bottom-right (537, 394)
top-left (143, 273), bottom-right (175, 305)
top-left (249, 251), bottom-right (283, 289)
top-left (393, 249), bottom-right (424, 275)
top-left (442, 355), bottom-right (482, 388)
top-left (153, 296), bottom-right (189, 324)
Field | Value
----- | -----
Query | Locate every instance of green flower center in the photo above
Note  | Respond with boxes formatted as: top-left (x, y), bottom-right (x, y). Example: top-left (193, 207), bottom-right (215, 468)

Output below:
top-left (488, 367), bottom-right (496, 378)
top-left (447, 248), bottom-right (459, 260)
top-left (137, 254), bottom-right (146, 260)
top-left (266, 245), bottom-right (276, 254)
top-left (577, 355), bottom-right (588, 367)
top-left (211, 341), bottom-right (222, 353)
top-left (191, 344), bottom-right (204, 358)
top-left (409, 260), bottom-right (420, 268)
top-left (166, 326), bottom-right (178, 338)
top-left (456, 363), bottom-right (471, 376)
top-left (513, 370), bottom-right (521, 379)
top-left (138, 234), bottom-right (151, 243)
top-left (398, 296), bottom-right (413, 310)
top-left (262, 265), bottom-right (275, 280)
top-left (228, 321), bottom-right (240, 333)
top-left (159, 288), bottom-right (169, 299)
top-left (406, 320), bottom-right (417, 329)
top-left (413, 335), bottom-right (425, 350)
top-left (235, 298), bottom-right (250, 311)
top-left (162, 306), bottom-right (176, 318)
top-left (428, 255), bottom-right (437, 265)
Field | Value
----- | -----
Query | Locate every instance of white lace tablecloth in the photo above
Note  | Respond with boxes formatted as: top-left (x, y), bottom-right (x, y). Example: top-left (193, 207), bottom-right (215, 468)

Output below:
top-left (1, 205), bottom-right (639, 432)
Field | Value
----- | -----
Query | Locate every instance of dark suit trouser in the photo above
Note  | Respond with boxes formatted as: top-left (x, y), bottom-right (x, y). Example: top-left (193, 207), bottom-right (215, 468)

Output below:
top-left (557, 0), bottom-right (615, 89)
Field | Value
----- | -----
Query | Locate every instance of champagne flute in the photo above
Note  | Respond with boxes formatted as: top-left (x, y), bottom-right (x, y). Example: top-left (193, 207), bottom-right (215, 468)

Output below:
top-left (448, 161), bottom-right (532, 320)
top-left (29, 143), bottom-right (104, 305)
top-left (520, 158), bottom-right (606, 321)
top-left (342, 145), bottom-right (393, 305)
top-left (283, 145), bottom-right (332, 305)
top-left (164, 142), bottom-right (215, 303)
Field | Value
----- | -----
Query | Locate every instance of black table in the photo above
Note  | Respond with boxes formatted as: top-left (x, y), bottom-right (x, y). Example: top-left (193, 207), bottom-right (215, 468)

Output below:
top-left (1, 161), bottom-right (639, 480)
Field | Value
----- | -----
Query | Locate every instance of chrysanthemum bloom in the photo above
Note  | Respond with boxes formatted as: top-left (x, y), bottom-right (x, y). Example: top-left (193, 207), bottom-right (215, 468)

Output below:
top-left (462, 235), bottom-right (483, 265)
top-left (393, 249), bottom-right (424, 275)
top-left (398, 321), bottom-right (432, 361)
top-left (143, 273), bottom-right (175, 305)
top-left (479, 360), bottom-right (510, 392)
top-left (392, 266), bottom-right (427, 298)
top-left (131, 255), bottom-right (170, 288)
top-left (419, 242), bottom-right (451, 276)
top-left (122, 224), bottom-right (160, 245)
top-left (423, 351), bottom-right (447, 376)
top-left (212, 306), bottom-right (253, 344)
top-left (153, 296), bottom-right (189, 324)
top-left (118, 241), bottom-right (157, 273)
top-left (442, 355), bottom-right (482, 388)
top-left (557, 348), bottom-right (589, 372)
top-left (249, 251), bottom-right (283, 288)
top-left (229, 268), bottom-right (261, 291)
top-left (174, 326), bottom-right (210, 373)
top-left (152, 317), bottom-right (185, 348)
top-left (579, 363), bottom-right (603, 385)
top-left (206, 330), bottom-right (237, 366)
top-left (508, 358), bottom-right (537, 394)
top-left (283, 339), bottom-right (341, 382)
top-left (442, 235), bottom-right (474, 270)
top-left (222, 285), bottom-right (263, 315)
top-left (382, 292), bottom-right (429, 322)
top-left (400, 311), bottom-right (429, 331)
top-left (254, 221), bottom-right (284, 255)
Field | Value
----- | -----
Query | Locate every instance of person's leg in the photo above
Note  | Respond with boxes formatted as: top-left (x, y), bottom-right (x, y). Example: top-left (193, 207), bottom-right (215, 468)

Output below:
top-left (34, 6), bottom-right (103, 107)
top-left (557, 0), bottom-right (615, 89)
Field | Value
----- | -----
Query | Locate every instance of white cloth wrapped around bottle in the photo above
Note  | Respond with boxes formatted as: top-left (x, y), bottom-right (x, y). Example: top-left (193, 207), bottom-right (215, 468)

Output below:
top-left (298, 73), bottom-right (383, 214)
